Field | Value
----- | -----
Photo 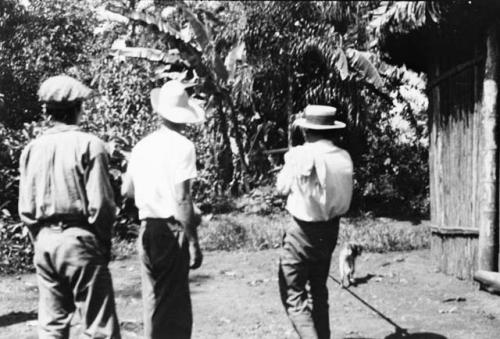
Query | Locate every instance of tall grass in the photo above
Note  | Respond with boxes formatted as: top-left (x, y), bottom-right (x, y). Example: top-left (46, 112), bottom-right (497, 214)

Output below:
top-left (198, 213), bottom-right (430, 253)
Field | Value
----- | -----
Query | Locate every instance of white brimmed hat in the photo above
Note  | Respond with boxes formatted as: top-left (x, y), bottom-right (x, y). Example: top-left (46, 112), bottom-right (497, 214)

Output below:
top-left (150, 80), bottom-right (205, 124)
top-left (294, 105), bottom-right (346, 130)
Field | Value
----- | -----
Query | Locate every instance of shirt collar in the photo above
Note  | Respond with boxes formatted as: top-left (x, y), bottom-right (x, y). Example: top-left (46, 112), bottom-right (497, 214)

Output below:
top-left (306, 139), bottom-right (338, 151)
top-left (45, 122), bottom-right (80, 135)
top-left (160, 125), bottom-right (187, 139)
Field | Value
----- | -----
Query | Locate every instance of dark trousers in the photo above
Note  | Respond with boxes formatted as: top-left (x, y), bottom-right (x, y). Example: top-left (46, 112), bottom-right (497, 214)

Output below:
top-left (138, 218), bottom-right (192, 339)
top-left (34, 226), bottom-right (121, 339)
top-left (279, 217), bottom-right (339, 339)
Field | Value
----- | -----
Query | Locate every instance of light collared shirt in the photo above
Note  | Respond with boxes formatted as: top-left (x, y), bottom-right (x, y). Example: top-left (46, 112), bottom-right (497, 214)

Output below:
top-left (18, 123), bottom-right (117, 242)
top-left (277, 140), bottom-right (353, 222)
top-left (124, 126), bottom-right (197, 220)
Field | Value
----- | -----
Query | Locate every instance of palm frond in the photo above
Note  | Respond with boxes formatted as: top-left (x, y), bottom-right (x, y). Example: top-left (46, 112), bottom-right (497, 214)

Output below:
top-left (178, 2), bottom-right (210, 51)
top-left (105, 3), bottom-right (183, 40)
top-left (369, 1), bottom-right (444, 39)
top-left (346, 48), bottom-right (383, 90)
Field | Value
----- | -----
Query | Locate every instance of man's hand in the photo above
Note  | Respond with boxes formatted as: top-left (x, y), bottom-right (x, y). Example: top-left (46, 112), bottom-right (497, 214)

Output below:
top-left (193, 204), bottom-right (202, 228)
top-left (189, 240), bottom-right (203, 269)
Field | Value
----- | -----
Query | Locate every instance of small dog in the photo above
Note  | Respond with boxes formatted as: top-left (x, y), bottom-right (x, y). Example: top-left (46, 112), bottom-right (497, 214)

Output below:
top-left (339, 242), bottom-right (363, 288)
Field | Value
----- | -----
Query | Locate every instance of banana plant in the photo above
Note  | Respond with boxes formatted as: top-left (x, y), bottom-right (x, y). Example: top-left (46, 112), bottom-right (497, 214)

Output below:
top-left (101, 0), bottom-right (388, 191)
top-left (103, 0), bottom-right (251, 188)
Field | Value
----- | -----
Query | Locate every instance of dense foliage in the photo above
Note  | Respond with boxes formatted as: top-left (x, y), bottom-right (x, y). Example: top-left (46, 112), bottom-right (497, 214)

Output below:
top-left (0, 0), bottom-right (430, 230)
top-left (240, 1), bottom-right (429, 217)
top-left (0, 0), bottom-right (96, 127)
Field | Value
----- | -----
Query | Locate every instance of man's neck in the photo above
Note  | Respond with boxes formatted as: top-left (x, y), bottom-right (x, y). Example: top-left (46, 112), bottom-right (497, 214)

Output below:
top-left (161, 119), bottom-right (185, 133)
top-left (54, 120), bottom-right (77, 126)
top-left (306, 137), bottom-right (333, 145)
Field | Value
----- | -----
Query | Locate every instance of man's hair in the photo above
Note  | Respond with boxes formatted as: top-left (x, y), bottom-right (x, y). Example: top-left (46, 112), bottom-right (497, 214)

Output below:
top-left (46, 101), bottom-right (82, 124)
top-left (303, 128), bottom-right (341, 141)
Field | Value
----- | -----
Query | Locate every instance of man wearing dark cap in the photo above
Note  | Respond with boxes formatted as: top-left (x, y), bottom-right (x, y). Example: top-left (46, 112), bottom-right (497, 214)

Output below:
top-left (277, 105), bottom-right (353, 339)
top-left (18, 75), bottom-right (121, 338)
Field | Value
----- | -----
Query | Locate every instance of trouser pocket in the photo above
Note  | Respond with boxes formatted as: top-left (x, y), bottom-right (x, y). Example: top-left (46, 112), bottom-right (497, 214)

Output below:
top-left (141, 219), bottom-right (183, 276)
top-left (57, 228), bottom-right (108, 266)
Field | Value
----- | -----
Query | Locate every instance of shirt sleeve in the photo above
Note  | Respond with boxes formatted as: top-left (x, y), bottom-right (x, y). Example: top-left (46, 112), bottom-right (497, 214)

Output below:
top-left (18, 145), bottom-right (37, 226)
top-left (174, 142), bottom-right (197, 184)
top-left (276, 151), bottom-right (293, 195)
top-left (85, 140), bottom-right (117, 244)
top-left (121, 152), bottom-right (135, 198)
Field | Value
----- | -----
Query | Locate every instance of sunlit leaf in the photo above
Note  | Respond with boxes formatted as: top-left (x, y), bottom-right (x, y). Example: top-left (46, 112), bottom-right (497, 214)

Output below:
top-left (225, 42), bottom-right (246, 82)
top-left (346, 48), bottom-right (383, 89)
top-left (333, 48), bottom-right (349, 80)
top-left (178, 2), bottom-right (210, 50)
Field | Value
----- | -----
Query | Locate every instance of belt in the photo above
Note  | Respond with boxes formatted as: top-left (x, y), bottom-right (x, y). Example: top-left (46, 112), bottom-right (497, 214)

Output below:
top-left (38, 217), bottom-right (90, 231)
top-left (293, 216), bottom-right (340, 227)
top-left (142, 217), bottom-right (184, 232)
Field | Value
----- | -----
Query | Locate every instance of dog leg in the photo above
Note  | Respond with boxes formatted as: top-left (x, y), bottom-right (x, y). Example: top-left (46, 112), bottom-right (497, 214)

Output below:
top-left (349, 263), bottom-right (356, 285)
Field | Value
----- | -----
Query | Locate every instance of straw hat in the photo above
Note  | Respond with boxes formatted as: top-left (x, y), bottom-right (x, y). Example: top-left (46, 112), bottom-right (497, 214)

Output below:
top-left (150, 80), bottom-right (205, 124)
top-left (294, 105), bottom-right (346, 130)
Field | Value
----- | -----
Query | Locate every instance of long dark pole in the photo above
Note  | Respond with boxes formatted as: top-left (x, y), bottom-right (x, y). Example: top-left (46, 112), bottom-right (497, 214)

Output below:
top-left (328, 274), bottom-right (408, 335)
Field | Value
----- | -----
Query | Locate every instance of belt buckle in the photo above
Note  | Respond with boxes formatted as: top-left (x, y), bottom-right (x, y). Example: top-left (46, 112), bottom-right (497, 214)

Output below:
top-left (51, 221), bottom-right (66, 232)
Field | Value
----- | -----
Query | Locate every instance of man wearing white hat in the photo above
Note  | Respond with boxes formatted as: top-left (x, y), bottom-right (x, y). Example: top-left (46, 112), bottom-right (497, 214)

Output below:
top-left (122, 80), bottom-right (204, 339)
top-left (19, 75), bottom-right (121, 338)
top-left (277, 105), bottom-right (353, 339)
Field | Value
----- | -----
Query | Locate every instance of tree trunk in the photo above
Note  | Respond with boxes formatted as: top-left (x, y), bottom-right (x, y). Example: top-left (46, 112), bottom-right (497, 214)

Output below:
top-left (225, 93), bottom-right (249, 192)
top-left (478, 22), bottom-right (499, 272)
top-left (286, 63), bottom-right (293, 148)
top-left (216, 97), bottom-right (233, 187)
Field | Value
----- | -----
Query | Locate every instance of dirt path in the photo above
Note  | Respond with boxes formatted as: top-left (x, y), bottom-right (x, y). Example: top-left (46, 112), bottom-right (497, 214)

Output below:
top-left (1, 249), bottom-right (499, 338)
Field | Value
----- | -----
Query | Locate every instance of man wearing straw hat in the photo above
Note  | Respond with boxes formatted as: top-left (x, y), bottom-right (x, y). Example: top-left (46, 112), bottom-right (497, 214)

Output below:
top-left (277, 105), bottom-right (353, 339)
top-left (19, 75), bottom-right (121, 338)
top-left (122, 80), bottom-right (204, 339)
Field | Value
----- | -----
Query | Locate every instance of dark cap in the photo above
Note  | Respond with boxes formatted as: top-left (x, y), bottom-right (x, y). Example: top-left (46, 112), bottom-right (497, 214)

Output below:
top-left (38, 75), bottom-right (92, 108)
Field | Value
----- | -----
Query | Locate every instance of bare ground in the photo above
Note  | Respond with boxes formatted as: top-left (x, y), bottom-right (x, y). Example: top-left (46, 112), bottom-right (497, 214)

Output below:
top-left (0, 248), bottom-right (499, 339)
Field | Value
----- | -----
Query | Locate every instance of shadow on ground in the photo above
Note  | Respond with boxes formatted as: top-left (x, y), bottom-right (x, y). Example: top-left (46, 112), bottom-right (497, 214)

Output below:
top-left (351, 273), bottom-right (376, 287)
top-left (189, 273), bottom-right (212, 284)
top-left (0, 311), bottom-right (37, 327)
top-left (384, 330), bottom-right (447, 339)
top-left (344, 331), bottom-right (447, 339)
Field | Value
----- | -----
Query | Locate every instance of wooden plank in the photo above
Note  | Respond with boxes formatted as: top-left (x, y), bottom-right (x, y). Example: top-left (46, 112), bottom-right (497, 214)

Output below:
top-left (430, 225), bottom-right (479, 236)
top-left (474, 270), bottom-right (500, 294)
top-left (432, 234), bottom-right (478, 280)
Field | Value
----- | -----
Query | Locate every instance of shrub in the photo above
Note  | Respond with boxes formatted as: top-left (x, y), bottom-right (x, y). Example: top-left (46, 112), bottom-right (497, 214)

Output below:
top-left (0, 216), bottom-right (34, 274)
top-left (0, 120), bottom-right (50, 216)
top-left (200, 217), bottom-right (249, 251)
top-left (0, 0), bottom-right (96, 128)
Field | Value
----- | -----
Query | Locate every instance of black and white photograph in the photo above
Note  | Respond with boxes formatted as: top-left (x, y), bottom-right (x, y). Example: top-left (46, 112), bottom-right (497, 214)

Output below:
top-left (1, 1), bottom-right (500, 338)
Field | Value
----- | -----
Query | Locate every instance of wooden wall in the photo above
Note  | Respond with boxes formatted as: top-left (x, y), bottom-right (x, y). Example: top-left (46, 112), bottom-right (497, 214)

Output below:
top-left (431, 233), bottom-right (478, 280)
top-left (428, 40), bottom-right (485, 279)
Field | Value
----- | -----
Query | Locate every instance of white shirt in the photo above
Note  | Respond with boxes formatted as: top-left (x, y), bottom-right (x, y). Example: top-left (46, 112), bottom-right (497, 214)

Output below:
top-left (124, 126), bottom-right (197, 220)
top-left (277, 140), bottom-right (353, 222)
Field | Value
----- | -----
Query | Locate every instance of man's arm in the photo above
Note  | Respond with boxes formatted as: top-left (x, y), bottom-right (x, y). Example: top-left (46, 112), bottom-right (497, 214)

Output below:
top-left (174, 179), bottom-right (202, 269)
top-left (86, 146), bottom-right (117, 258)
top-left (18, 146), bottom-right (39, 242)
top-left (276, 151), bottom-right (293, 195)
top-left (121, 171), bottom-right (135, 199)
